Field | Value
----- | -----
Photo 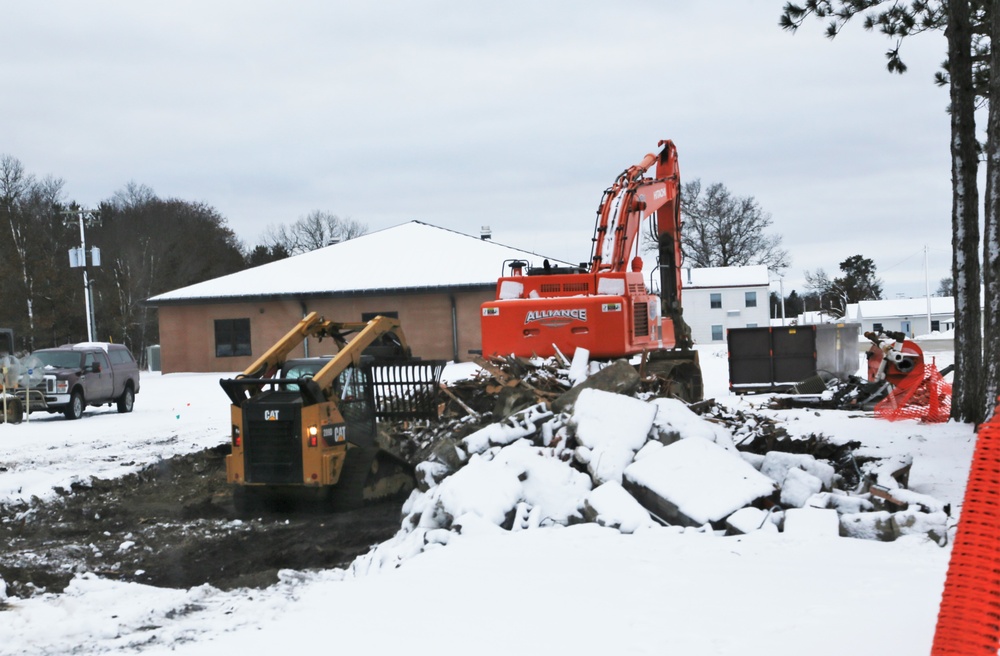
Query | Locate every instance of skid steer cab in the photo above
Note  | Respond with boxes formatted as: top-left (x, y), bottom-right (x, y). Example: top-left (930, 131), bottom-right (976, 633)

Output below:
top-left (218, 312), bottom-right (443, 511)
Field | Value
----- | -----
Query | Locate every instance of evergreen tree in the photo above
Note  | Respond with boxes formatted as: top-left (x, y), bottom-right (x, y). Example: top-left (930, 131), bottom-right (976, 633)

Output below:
top-left (780, 0), bottom-right (988, 422)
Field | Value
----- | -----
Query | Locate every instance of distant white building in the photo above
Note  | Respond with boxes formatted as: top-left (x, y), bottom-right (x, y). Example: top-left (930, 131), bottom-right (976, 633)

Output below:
top-left (679, 265), bottom-right (771, 344)
top-left (845, 297), bottom-right (956, 337)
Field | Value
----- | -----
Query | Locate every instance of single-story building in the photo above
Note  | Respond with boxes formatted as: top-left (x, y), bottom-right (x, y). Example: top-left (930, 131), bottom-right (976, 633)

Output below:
top-left (678, 265), bottom-right (771, 344)
top-left (145, 221), bottom-right (569, 373)
top-left (845, 297), bottom-right (956, 337)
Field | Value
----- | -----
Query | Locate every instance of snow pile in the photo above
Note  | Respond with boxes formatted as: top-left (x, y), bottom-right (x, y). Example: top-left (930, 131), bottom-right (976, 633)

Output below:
top-left (353, 367), bottom-right (954, 576)
top-left (0, 351), bottom-right (974, 656)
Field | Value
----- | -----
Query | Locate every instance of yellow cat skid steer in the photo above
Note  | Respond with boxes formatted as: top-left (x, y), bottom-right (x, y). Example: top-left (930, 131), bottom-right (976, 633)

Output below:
top-left (219, 312), bottom-right (443, 511)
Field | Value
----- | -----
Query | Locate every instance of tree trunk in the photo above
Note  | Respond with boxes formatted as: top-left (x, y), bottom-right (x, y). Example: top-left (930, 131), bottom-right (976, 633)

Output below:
top-left (983, 0), bottom-right (1000, 422)
top-left (947, 0), bottom-right (984, 424)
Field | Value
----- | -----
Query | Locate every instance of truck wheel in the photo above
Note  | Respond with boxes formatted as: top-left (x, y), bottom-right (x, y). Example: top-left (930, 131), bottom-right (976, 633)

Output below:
top-left (64, 391), bottom-right (84, 420)
top-left (116, 385), bottom-right (135, 413)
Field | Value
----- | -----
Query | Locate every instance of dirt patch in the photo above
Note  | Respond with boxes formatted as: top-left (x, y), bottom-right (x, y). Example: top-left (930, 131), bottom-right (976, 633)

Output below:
top-left (0, 445), bottom-right (404, 597)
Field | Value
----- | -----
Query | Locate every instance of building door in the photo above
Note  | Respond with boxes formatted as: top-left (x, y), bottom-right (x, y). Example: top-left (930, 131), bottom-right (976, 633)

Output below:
top-left (900, 320), bottom-right (912, 337)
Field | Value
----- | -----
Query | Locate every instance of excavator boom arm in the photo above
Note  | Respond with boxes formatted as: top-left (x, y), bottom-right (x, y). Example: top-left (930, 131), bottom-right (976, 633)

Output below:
top-left (590, 144), bottom-right (678, 274)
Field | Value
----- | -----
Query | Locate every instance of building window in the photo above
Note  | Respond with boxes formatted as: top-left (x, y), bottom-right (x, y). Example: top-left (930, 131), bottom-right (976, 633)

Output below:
top-left (745, 291), bottom-right (757, 308)
top-left (361, 311), bottom-right (399, 321)
top-left (746, 323), bottom-right (757, 328)
top-left (711, 324), bottom-right (724, 341)
top-left (710, 293), bottom-right (722, 309)
top-left (215, 318), bottom-right (251, 357)
top-left (931, 320), bottom-right (940, 332)
top-left (873, 322), bottom-right (883, 332)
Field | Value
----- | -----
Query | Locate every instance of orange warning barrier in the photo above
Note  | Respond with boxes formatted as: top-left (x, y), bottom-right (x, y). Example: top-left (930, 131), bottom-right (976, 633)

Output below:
top-left (875, 363), bottom-right (952, 423)
top-left (930, 400), bottom-right (1000, 654)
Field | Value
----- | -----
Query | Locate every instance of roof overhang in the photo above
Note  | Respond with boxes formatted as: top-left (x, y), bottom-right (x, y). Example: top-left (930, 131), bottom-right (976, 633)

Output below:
top-left (144, 283), bottom-right (496, 307)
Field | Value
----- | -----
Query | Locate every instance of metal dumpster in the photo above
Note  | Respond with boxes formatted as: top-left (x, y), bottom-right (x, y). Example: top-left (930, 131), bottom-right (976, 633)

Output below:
top-left (727, 323), bottom-right (861, 393)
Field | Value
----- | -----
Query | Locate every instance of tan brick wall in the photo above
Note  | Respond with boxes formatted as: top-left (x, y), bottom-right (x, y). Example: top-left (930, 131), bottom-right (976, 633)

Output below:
top-left (157, 289), bottom-right (493, 373)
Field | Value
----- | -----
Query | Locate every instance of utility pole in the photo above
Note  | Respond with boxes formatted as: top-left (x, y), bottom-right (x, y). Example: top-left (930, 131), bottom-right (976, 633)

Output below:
top-left (924, 245), bottom-right (932, 334)
top-left (64, 208), bottom-right (99, 342)
top-left (779, 277), bottom-right (786, 326)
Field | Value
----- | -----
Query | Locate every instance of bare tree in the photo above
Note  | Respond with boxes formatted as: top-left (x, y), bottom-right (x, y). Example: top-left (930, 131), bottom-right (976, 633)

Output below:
top-left (803, 268), bottom-right (839, 315)
top-left (93, 191), bottom-right (245, 361)
top-left (679, 180), bottom-right (790, 273)
top-left (0, 156), bottom-right (74, 350)
top-left (261, 210), bottom-right (368, 255)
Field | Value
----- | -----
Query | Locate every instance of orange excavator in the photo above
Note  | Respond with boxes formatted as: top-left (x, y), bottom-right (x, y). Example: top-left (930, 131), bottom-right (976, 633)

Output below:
top-left (480, 139), bottom-right (703, 401)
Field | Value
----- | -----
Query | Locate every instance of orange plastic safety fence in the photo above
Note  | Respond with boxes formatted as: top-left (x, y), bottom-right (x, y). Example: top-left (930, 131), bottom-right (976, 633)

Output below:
top-left (930, 403), bottom-right (1000, 655)
top-left (875, 363), bottom-right (953, 423)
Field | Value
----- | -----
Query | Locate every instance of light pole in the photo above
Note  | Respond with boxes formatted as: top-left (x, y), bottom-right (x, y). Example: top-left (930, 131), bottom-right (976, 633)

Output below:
top-left (65, 208), bottom-right (100, 342)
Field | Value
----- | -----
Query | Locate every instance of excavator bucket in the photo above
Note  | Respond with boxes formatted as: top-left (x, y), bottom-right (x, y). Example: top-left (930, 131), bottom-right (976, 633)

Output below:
top-left (641, 349), bottom-right (704, 403)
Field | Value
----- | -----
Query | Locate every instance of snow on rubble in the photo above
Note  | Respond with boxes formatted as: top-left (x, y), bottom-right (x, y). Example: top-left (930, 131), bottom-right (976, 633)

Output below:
top-left (351, 353), bottom-right (958, 575)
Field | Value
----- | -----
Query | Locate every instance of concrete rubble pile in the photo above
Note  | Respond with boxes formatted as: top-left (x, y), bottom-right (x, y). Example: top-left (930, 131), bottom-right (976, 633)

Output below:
top-left (365, 353), bottom-right (950, 571)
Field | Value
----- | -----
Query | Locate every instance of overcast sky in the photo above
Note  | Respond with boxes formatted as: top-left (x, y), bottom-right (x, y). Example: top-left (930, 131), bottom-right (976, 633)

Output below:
top-left (2, 2), bottom-right (956, 299)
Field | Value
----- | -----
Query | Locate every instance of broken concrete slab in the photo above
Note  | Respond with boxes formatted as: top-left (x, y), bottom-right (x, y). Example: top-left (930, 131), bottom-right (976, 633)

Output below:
top-left (585, 440), bottom-right (636, 486)
top-left (760, 451), bottom-right (835, 490)
top-left (803, 491), bottom-right (874, 515)
top-left (650, 397), bottom-right (734, 449)
top-left (839, 508), bottom-right (949, 543)
top-left (623, 437), bottom-right (777, 527)
top-left (551, 359), bottom-right (640, 413)
top-left (570, 388), bottom-right (656, 452)
top-left (840, 511), bottom-right (895, 541)
top-left (725, 506), bottom-right (778, 535)
top-left (582, 481), bottom-right (656, 534)
top-left (780, 468), bottom-right (824, 509)
top-left (891, 509), bottom-right (949, 545)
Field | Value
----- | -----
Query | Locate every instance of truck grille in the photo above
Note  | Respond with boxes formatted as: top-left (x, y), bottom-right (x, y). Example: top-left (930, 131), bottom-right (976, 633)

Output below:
top-left (244, 416), bottom-right (303, 484)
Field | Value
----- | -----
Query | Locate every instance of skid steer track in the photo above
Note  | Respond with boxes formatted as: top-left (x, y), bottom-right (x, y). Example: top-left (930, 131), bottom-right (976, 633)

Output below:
top-left (327, 444), bottom-right (416, 512)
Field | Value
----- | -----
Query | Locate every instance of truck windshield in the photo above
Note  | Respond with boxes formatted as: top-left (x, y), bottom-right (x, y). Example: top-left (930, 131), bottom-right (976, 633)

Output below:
top-left (32, 351), bottom-right (84, 369)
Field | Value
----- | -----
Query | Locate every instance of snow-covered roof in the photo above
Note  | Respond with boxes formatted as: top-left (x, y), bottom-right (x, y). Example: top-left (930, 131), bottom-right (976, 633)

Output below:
top-left (147, 221), bottom-right (568, 304)
top-left (679, 265), bottom-right (770, 289)
top-left (856, 296), bottom-right (954, 319)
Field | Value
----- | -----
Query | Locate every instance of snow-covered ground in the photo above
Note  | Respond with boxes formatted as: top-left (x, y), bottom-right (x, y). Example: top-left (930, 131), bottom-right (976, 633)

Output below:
top-left (0, 342), bottom-right (984, 656)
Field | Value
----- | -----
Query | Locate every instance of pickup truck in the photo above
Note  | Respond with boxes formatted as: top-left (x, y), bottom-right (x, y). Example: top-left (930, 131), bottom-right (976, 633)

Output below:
top-left (17, 342), bottom-right (141, 420)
